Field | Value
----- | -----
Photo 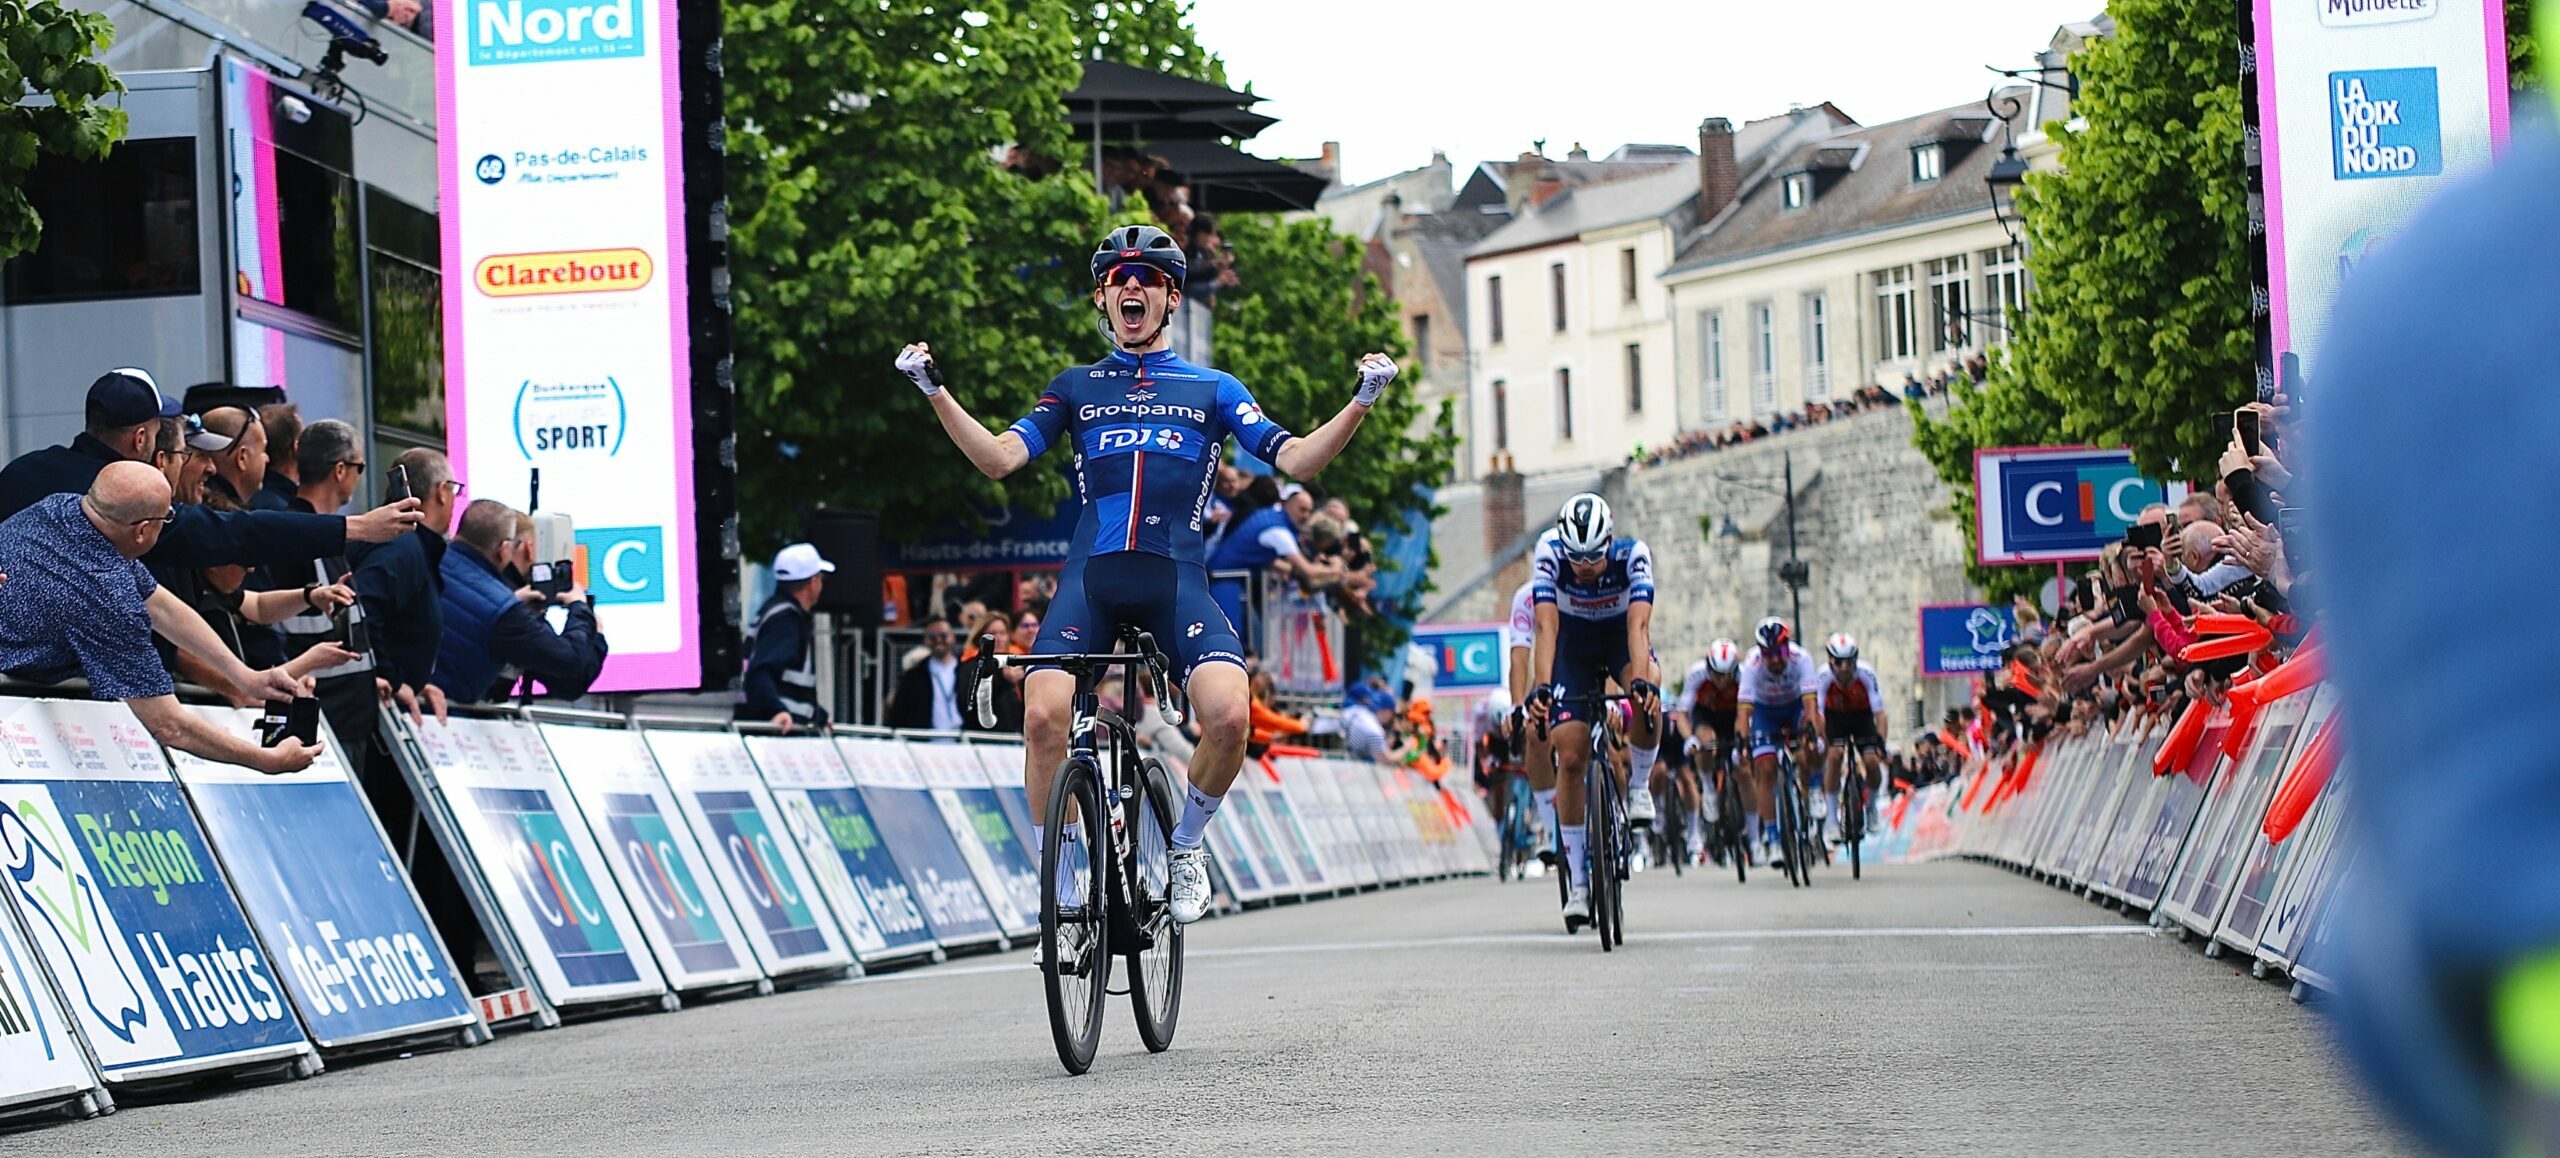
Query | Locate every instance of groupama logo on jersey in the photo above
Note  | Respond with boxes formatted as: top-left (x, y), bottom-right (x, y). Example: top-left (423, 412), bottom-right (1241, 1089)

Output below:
top-left (1233, 401), bottom-right (1266, 426)
top-left (470, 0), bottom-right (646, 67)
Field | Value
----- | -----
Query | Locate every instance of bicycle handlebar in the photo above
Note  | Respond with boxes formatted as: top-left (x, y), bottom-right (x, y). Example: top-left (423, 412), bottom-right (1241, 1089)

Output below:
top-left (969, 633), bottom-right (1189, 730)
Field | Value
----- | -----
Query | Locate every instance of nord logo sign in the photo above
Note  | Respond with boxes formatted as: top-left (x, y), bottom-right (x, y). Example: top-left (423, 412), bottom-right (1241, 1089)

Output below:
top-left (1974, 447), bottom-right (2188, 565)
top-left (470, 0), bottom-right (645, 67)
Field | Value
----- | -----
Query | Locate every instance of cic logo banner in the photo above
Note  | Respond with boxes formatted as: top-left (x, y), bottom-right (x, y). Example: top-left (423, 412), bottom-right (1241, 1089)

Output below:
top-left (1974, 447), bottom-right (2188, 565)
top-left (574, 526), bottom-right (665, 604)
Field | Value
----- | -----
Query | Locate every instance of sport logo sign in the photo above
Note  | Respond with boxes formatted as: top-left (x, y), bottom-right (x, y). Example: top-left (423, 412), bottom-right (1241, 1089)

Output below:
top-left (469, 0), bottom-right (645, 66)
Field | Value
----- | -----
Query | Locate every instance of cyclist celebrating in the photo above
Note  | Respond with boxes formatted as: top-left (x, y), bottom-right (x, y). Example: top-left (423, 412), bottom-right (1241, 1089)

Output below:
top-left (1525, 493), bottom-right (1662, 930)
top-left (1733, 617), bottom-right (1821, 866)
top-left (1676, 638), bottom-right (1744, 860)
top-left (1814, 632), bottom-right (1887, 845)
top-left (900, 224), bottom-right (1395, 929)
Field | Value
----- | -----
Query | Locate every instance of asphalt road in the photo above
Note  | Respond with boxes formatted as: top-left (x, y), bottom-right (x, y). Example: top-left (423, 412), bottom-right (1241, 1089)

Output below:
top-left (25, 860), bottom-right (2401, 1156)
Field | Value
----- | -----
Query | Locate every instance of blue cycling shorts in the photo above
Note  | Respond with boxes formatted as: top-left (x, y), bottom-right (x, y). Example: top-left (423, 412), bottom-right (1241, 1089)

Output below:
top-left (1032, 551), bottom-right (1246, 680)
top-left (1550, 626), bottom-right (1653, 727)
top-left (1747, 699), bottom-right (1805, 758)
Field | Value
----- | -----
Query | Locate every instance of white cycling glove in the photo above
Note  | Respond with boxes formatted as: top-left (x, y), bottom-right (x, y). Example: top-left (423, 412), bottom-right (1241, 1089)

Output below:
top-left (1353, 353), bottom-right (1397, 406)
top-left (895, 346), bottom-right (941, 397)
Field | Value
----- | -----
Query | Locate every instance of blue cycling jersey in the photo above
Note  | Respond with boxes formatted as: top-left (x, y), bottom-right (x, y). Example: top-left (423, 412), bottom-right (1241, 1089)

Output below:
top-left (1529, 534), bottom-right (1656, 637)
top-left (1009, 349), bottom-right (1296, 565)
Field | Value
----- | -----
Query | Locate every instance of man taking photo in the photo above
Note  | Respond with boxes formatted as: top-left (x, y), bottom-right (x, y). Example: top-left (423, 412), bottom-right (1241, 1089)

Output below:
top-left (434, 499), bottom-right (608, 704)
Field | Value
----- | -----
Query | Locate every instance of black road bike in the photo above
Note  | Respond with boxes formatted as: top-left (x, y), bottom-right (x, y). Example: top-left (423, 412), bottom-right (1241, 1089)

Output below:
top-left (1770, 736), bottom-right (1820, 889)
top-left (968, 628), bottom-right (1187, 1075)
top-left (1539, 692), bottom-right (1633, 951)
top-left (1701, 740), bottom-right (1749, 884)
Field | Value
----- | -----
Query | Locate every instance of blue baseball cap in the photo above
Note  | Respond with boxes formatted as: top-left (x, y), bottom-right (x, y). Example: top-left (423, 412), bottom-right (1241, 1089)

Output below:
top-left (86, 368), bottom-right (181, 428)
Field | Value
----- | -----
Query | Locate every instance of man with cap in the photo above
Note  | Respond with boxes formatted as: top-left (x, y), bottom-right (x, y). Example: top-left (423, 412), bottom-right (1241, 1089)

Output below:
top-left (0, 368), bottom-right (422, 565)
top-left (741, 542), bottom-right (833, 732)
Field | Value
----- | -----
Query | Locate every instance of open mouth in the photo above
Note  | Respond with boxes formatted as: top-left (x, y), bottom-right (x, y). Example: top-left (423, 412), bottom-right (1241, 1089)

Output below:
top-left (1117, 295), bottom-right (1149, 331)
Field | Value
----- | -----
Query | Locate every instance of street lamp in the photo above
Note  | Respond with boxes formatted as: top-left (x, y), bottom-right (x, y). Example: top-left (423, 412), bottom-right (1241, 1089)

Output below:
top-left (1983, 89), bottom-right (2032, 248)
top-left (1711, 450), bottom-right (1809, 634)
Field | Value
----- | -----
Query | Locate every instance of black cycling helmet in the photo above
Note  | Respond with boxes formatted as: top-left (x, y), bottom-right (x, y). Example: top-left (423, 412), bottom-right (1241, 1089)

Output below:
top-left (1092, 224), bottom-right (1188, 285)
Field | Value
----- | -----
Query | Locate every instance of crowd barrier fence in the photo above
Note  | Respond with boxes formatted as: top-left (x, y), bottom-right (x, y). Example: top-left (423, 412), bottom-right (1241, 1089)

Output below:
top-left (0, 685), bottom-right (1493, 1126)
top-left (1874, 680), bottom-right (2352, 996)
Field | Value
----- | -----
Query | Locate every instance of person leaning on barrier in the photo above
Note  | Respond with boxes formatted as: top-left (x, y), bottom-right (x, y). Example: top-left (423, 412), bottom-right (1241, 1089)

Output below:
top-left (740, 542), bottom-right (833, 732)
top-left (350, 448), bottom-right (457, 726)
top-left (0, 462), bottom-right (319, 772)
top-left (272, 420), bottom-right (395, 754)
top-left (434, 499), bottom-right (608, 704)
top-left (0, 369), bottom-right (423, 568)
top-left (252, 403), bottom-right (303, 512)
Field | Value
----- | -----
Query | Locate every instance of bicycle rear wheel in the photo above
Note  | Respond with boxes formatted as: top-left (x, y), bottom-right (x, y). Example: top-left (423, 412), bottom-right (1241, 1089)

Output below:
top-left (1842, 759), bottom-right (1866, 881)
top-left (1042, 757), bottom-right (1111, 1075)
top-left (1718, 763), bottom-right (1748, 885)
top-left (1588, 756), bottom-right (1621, 951)
top-left (1126, 757), bottom-right (1184, 1053)
top-left (1775, 754), bottom-right (1808, 889)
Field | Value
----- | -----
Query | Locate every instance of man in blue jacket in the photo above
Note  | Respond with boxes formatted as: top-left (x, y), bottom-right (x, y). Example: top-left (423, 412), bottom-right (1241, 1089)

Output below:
top-left (434, 499), bottom-right (608, 704)
top-left (1204, 482), bottom-right (1337, 644)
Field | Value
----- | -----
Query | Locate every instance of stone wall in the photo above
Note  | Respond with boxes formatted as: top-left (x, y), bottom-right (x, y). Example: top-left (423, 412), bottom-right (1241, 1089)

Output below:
top-left (1604, 401), bottom-right (1980, 731)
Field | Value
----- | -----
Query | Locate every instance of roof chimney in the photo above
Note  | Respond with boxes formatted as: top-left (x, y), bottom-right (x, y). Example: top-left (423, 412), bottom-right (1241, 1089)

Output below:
top-left (1320, 141), bottom-right (1341, 179)
top-left (1697, 117), bottom-right (1739, 223)
top-left (1566, 141), bottom-right (1590, 162)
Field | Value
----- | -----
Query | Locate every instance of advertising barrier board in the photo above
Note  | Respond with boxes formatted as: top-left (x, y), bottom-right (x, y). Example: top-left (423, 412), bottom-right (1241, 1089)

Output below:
top-left (1247, 763), bottom-right (1334, 893)
top-left (636, 728), bottom-right (853, 977)
top-left (0, 841), bottom-right (99, 1113)
top-left (403, 715), bottom-right (666, 1008)
top-left (0, 699), bottom-right (314, 1081)
top-left (2219, 693), bottom-right (2343, 956)
top-left (965, 744), bottom-right (1039, 858)
top-left (901, 741), bottom-right (1039, 940)
top-left (530, 724), bottom-right (763, 991)
top-left (2163, 694), bottom-right (2317, 937)
top-left (1223, 771), bottom-right (1309, 898)
top-left (168, 707), bottom-right (480, 1050)
top-left (834, 737), bottom-right (1004, 950)
top-left (743, 735), bottom-right (930, 965)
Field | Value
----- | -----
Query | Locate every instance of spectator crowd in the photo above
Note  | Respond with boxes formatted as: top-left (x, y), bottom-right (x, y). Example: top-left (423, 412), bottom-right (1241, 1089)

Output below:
top-left (1632, 355), bottom-right (1984, 468)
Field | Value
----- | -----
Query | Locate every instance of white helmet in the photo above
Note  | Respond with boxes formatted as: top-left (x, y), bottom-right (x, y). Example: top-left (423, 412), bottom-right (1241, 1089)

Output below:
top-left (1825, 632), bottom-right (1859, 661)
top-left (1556, 492), bottom-right (1614, 560)
top-left (1704, 639), bottom-right (1741, 676)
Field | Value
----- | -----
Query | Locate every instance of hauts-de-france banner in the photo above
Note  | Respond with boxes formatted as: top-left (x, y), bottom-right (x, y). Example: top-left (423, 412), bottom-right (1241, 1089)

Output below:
top-left (2253, 0), bottom-right (2509, 389)
top-left (439, 0), bottom-right (698, 691)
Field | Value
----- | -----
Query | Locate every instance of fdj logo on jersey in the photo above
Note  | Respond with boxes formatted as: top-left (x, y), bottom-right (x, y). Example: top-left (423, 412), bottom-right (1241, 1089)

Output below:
top-left (470, 0), bottom-right (644, 66)
top-left (2331, 68), bottom-right (2442, 180)
top-left (2003, 460), bottom-right (2164, 550)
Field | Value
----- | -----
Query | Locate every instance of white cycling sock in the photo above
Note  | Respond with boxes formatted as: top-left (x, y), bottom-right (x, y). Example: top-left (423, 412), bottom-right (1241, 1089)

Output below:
top-left (1535, 788), bottom-right (1558, 835)
top-left (1171, 784), bottom-right (1224, 851)
top-left (1561, 824), bottom-right (1589, 887)
top-left (1630, 744), bottom-right (1657, 791)
top-left (1746, 811), bottom-right (1762, 836)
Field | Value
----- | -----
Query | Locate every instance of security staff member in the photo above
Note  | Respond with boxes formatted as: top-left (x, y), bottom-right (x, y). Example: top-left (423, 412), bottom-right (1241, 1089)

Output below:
top-left (434, 499), bottom-right (609, 704)
top-left (741, 543), bottom-right (833, 732)
top-left (0, 368), bottom-right (421, 564)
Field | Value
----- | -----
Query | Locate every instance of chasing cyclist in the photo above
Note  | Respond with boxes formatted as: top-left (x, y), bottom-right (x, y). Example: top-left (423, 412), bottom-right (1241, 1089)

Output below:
top-left (1733, 618), bottom-right (1821, 868)
top-left (1813, 632), bottom-right (1887, 846)
top-left (1676, 638), bottom-right (1745, 863)
top-left (1524, 494), bottom-right (1662, 931)
top-left (899, 224), bottom-right (1395, 941)
top-left (1503, 562), bottom-right (1558, 861)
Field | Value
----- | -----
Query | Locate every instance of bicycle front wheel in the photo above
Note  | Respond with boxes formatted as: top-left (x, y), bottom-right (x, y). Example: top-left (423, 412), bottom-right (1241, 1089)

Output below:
top-left (1042, 756), bottom-right (1111, 1074)
top-left (1843, 764), bottom-right (1866, 881)
top-left (1126, 757), bottom-right (1184, 1053)
top-left (1588, 757), bottom-right (1622, 951)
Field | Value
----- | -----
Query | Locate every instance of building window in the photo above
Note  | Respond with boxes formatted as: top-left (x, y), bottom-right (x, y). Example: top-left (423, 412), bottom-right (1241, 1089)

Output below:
top-left (366, 188), bottom-right (444, 437)
top-left (1803, 292), bottom-right (1830, 398)
top-left (1625, 343), bottom-right (1643, 414)
top-left (1700, 311), bottom-right (1727, 420)
top-left (1550, 262), bottom-right (1568, 333)
top-left (1982, 244), bottom-right (2026, 342)
top-left (1487, 275), bottom-right (1505, 344)
top-left (3, 138), bottom-right (201, 304)
top-left (1912, 143), bottom-right (1943, 183)
top-left (1620, 247), bottom-right (1638, 303)
top-left (1873, 265), bottom-right (1917, 361)
top-left (1413, 313), bottom-right (1432, 379)
top-left (1750, 301), bottom-right (1776, 413)
top-left (1554, 368), bottom-right (1574, 440)
top-left (1492, 379), bottom-right (1509, 449)
top-left (1781, 172), bottom-right (1811, 210)
top-left (1928, 255), bottom-right (1973, 352)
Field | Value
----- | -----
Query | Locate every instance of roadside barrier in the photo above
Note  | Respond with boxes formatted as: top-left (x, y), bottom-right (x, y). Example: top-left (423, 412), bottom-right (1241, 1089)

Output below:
top-left (0, 690), bottom-right (1491, 1128)
top-left (1875, 681), bottom-right (2353, 996)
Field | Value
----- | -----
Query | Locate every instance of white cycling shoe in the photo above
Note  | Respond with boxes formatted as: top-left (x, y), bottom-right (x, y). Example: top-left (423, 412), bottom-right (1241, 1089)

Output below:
top-left (1563, 883), bottom-right (1592, 931)
top-left (1168, 846), bottom-right (1212, 924)
top-left (1626, 788), bottom-right (1657, 827)
top-left (1033, 923), bottom-right (1092, 972)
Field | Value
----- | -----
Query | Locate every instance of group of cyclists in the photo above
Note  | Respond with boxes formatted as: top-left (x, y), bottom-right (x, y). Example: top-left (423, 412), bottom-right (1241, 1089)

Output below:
top-left (1472, 490), bottom-right (1892, 929)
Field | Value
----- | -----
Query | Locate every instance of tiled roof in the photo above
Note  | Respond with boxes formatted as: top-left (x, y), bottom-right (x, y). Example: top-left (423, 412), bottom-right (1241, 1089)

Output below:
top-left (1668, 91), bottom-right (2030, 274)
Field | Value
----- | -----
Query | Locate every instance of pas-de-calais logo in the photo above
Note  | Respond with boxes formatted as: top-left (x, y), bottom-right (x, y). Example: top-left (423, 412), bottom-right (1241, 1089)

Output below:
top-left (474, 154), bottom-right (507, 185)
top-left (470, 0), bottom-right (644, 67)
top-left (2319, 0), bottom-right (2435, 27)
top-left (2330, 67), bottom-right (2442, 181)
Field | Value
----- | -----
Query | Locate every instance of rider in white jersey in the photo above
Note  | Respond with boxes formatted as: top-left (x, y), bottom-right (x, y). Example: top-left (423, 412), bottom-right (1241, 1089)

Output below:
top-left (1734, 618), bottom-right (1822, 864)
top-left (1525, 494), bottom-right (1662, 931)
top-left (1502, 570), bottom-right (1559, 853)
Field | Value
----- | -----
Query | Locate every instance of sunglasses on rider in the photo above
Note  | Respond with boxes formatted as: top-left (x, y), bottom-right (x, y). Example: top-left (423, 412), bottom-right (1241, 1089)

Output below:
top-left (1101, 263), bottom-right (1175, 288)
top-left (1563, 549), bottom-right (1608, 566)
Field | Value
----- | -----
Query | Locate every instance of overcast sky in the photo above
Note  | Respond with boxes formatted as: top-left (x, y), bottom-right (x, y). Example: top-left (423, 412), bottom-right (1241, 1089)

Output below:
top-left (1184, 0), bottom-right (2108, 186)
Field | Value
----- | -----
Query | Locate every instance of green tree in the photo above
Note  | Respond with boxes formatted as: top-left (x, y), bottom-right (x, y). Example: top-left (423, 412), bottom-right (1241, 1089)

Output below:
top-left (1073, 0), bottom-right (1226, 86)
top-left (725, 0), bottom-right (1100, 546)
top-left (1213, 213), bottom-right (1454, 665)
top-left (0, 2), bottom-right (125, 260)
top-left (1909, 0), bottom-right (2250, 598)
